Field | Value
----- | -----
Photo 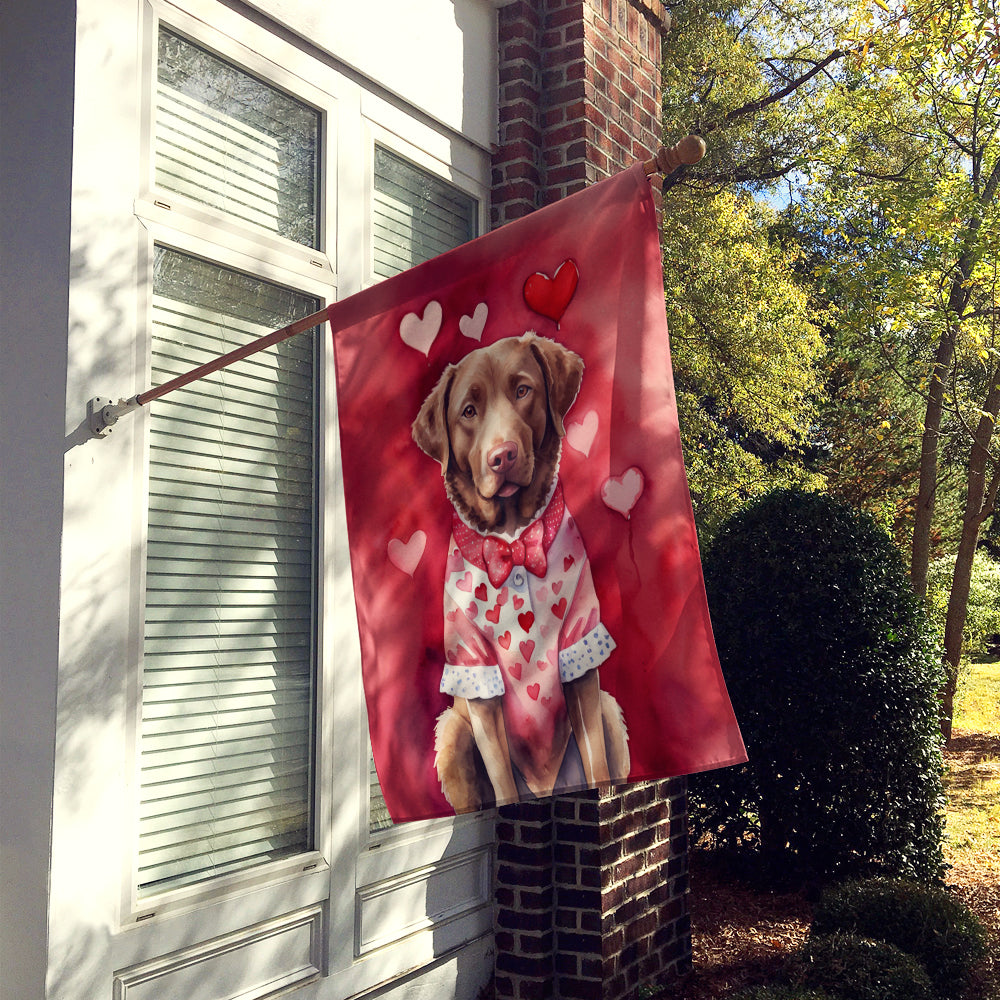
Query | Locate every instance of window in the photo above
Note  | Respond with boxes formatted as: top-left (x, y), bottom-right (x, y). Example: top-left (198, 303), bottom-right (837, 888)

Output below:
top-left (120, 7), bottom-right (493, 992)
top-left (155, 28), bottom-right (320, 247)
top-left (139, 248), bottom-right (319, 895)
top-left (136, 26), bottom-right (323, 898)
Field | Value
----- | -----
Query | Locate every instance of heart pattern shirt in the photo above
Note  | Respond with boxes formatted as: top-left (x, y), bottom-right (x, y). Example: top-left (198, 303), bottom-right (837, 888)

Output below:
top-left (440, 484), bottom-right (615, 782)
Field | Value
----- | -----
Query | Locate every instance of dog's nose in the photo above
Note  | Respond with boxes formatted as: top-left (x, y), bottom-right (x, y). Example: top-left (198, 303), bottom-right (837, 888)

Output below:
top-left (488, 441), bottom-right (519, 474)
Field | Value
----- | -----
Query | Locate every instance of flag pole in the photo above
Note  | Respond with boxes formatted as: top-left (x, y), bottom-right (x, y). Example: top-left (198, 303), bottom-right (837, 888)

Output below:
top-left (642, 134), bottom-right (706, 177)
top-left (87, 135), bottom-right (705, 438)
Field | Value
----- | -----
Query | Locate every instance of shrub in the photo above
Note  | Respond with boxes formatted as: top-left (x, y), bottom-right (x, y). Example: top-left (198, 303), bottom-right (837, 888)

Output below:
top-left (691, 489), bottom-right (946, 881)
top-left (794, 933), bottom-right (934, 1000)
top-left (811, 878), bottom-right (988, 999)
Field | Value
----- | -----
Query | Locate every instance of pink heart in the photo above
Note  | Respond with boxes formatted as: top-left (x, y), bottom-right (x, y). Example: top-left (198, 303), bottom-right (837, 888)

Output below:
top-left (447, 547), bottom-right (465, 575)
top-left (459, 301), bottom-right (488, 341)
top-left (467, 602), bottom-right (478, 618)
top-left (456, 571), bottom-right (473, 592)
top-left (399, 300), bottom-right (443, 356)
top-left (520, 640), bottom-right (535, 662)
top-left (552, 580), bottom-right (562, 595)
top-left (513, 595), bottom-right (525, 610)
top-left (509, 662), bottom-right (522, 680)
top-left (566, 410), bottom-right (598, 457)
top-left (536, 659), bottom-right (548, 672)
top-left (601, 466), bottom-right (644, 519)
top-left (387, 530), bottom-right (426, 576)
top-left (527, 683), bottom-right (541, 701)
top-left (497, 587), bottom-right (509, 606)
top-left (486, 604), bottom-right (501, 624)
top-left (498, 631), bottom-right (512, 650)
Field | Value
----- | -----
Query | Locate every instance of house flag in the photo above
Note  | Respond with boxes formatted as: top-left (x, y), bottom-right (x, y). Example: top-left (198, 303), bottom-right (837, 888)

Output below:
top-left (329, 163), bottom-right (746, 822)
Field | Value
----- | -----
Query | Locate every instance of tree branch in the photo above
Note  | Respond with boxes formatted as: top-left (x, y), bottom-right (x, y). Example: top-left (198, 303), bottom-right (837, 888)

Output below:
top-left (703, 49), bottom-right (848, 133)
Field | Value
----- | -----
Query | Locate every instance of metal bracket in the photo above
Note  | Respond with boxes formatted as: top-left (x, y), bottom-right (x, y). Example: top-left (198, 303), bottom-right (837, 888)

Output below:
top-left (87, 396), bottom-right (140, 438)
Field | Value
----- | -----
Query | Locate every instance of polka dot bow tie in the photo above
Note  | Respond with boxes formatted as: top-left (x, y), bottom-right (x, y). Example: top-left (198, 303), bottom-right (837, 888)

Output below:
top-left (482, 520), bottom-right (547, 588)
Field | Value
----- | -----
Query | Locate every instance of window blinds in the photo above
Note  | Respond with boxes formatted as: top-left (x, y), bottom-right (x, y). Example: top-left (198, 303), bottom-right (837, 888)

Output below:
top-left (155, 28), bottom-right (320, 249)
top-left (138, 248), bottom-right (319, 895)
top-left (368, 148), bottom-right (477, 832)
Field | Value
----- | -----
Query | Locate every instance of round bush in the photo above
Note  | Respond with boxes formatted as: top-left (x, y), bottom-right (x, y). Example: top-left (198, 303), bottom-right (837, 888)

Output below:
top-left (691, 489), bottom-right (946, 881)
top-left (812, 878), bottom-right (988, 998)
top-left (796, 933), bottom-right (934, 1000)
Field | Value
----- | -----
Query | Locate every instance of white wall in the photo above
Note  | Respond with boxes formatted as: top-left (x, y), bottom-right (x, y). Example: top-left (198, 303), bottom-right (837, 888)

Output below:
top-left (0, 0), bottom-right (76, 995)
top-left (244, 0), bottom-right (498, 151)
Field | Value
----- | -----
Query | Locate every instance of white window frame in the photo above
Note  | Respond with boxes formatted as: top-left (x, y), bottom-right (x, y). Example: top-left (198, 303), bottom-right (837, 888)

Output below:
top-left (112, 0), bottom-right (495, 992)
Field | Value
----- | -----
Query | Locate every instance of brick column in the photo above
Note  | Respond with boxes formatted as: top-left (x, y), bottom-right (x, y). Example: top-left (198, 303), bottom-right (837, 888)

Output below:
top-left (491, 3), bottom-right (692, 998)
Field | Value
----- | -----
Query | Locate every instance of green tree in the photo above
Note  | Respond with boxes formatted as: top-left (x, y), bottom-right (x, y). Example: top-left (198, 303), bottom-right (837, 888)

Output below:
top-left (663, 189), bottom-right (825, 537)
top-left (802, 0), bottom-right (1000, 735)
top-left (660, 0), bottom-right (844, 538)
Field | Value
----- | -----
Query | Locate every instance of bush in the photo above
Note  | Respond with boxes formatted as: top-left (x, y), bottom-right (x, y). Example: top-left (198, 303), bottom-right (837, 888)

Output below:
top-left (691, 489), bottom-right (946, 881)
top-left (812, 878), bottom-right (988, 998)
top-left (794, 933), bottom-right (934, 1000)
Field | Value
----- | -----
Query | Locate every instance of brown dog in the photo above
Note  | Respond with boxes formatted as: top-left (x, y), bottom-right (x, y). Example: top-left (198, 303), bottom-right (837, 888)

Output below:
top-left (412, 332), bottom-right (629, 811)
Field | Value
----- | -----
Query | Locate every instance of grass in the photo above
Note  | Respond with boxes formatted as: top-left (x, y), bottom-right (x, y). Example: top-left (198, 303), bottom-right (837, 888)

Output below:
top-left (955, 658), bottom-right (1000, 734)
top-left (945, 659), bottom-right (1000, 868)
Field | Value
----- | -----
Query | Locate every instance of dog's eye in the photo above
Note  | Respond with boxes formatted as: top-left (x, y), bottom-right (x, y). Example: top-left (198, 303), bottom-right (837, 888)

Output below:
top-left (462, 404), bottom-right (477, 419)
top-left (516, 384), bottom-right (531, 399)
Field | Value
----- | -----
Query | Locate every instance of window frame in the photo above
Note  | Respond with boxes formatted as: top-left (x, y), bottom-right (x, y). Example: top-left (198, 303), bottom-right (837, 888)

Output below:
top-left (125, 0), bottom-right (340, 925)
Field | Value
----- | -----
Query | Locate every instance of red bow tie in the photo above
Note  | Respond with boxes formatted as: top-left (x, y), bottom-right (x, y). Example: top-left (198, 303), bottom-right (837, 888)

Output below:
top-left (482, 520), bottom-right (547, 588)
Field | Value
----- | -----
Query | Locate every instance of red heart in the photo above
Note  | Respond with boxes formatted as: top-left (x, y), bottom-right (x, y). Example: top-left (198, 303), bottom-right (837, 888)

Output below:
top-left (475, 583), bottom-right (488, 601)
top-left (518, 611), bottom-right (535, 632)
top-left (552, 597), bottom-right (567, 619)
top-left (509, 662), bottom-right (522, 680)
top-left (564, 555), bottom-right (575, 572)
top-left (486, 603), bottom-right (502, 624)
top-left (498, 631), bottom-right (512, 650)
top-left (527, 683), bottom-right (541, 701)
top-left (523, 259), bottom-right (579, 325)
top-left (520, 640), bottom-right (535, 662)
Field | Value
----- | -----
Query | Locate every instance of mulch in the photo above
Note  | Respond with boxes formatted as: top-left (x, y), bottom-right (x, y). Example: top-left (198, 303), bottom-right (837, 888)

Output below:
top-left (655, 733), bottom-right (1000, 999)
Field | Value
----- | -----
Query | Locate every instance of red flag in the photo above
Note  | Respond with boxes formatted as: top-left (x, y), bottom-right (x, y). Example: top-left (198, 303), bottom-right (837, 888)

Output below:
top-left (330, 164), bottom-right (746, 821)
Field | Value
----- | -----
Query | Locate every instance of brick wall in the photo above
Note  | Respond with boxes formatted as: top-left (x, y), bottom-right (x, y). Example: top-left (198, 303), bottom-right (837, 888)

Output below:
top-left (492, 0), bottom-right (667, 226)
top-left (490, 3), bottom-right (692, 997)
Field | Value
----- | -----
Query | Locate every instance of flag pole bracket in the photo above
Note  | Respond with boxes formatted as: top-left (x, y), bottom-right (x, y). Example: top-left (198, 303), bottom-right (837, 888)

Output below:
top-left (88, 395), bottom-right (140, 438)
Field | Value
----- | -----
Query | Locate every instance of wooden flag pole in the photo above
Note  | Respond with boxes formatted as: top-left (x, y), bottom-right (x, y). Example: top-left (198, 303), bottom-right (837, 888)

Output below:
top-left (642, 134), bottom-right (706, 176)
top-left (87, 137), bottom-right (706, 437)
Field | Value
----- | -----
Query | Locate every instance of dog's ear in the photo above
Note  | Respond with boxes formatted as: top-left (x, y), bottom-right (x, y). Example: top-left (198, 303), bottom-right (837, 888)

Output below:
top-left (412, 365), bottom-right (454, 472)
top-left (528, 335), bottom-right (584, 438)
